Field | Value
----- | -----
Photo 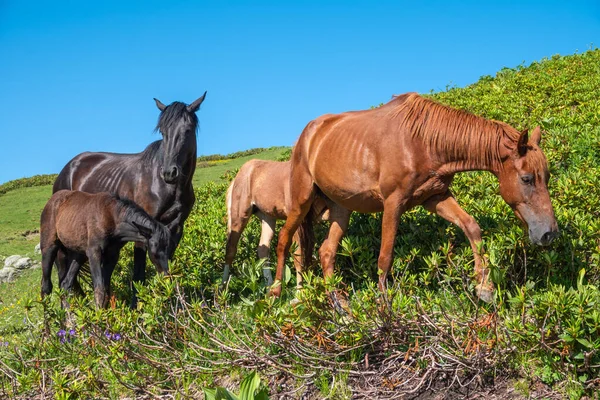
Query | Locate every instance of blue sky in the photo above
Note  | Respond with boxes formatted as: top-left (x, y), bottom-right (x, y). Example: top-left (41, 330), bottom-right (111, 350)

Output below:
top-left (0, 1), bottom-right (598, 184)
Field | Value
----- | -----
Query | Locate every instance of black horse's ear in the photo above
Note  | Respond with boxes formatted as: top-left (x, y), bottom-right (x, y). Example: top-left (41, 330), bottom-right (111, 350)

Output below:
top-left (187, 91), bottom-right (207, 113)
top-left (132, 221), bottom-right (152, 239)
top-left (154, 98), bottom-right (167, 112)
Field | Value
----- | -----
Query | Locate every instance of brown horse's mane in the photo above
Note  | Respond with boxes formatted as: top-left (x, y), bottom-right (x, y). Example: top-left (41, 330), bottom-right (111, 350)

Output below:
top-left (388, 93), bottom-right (521, 168)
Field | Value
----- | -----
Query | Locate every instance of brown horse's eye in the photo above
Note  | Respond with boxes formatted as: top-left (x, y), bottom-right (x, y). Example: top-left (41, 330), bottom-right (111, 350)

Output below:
top-left (521, 174), bottom-right (534, 185)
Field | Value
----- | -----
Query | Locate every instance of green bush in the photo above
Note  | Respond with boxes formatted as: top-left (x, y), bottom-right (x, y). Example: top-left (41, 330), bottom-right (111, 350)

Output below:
top-left (0, 174), bottom-right (57, 196)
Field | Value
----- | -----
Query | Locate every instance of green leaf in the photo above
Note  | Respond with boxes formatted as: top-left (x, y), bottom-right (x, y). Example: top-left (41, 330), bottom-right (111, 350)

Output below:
top-left (239, 371), bottom-right (260, 400)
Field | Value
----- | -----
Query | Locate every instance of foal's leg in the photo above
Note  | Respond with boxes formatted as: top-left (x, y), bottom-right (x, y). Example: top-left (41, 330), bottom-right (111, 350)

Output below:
top-left (130, 243), bottom-right (146, 308)
top-left (422, 191), bottom-right (492, 302)
top-left (60, 253), bottom-right (86, 293)
top-left (57, 250), bottom-right (85, 296)
top-left (256, 212), bottom-right (276, 286)
top-left (87, 248), bottom-right (107, 308)
top-left (223, 203), bottom-right (253, 282)
top-left (102, 248), bottom-right (121, 306)
top-left (291, 231), bottom-right (304, 288)
top-left (41, 244), bottom-right (59, 298)
top-left (318, 207), bottom-right (352, 281)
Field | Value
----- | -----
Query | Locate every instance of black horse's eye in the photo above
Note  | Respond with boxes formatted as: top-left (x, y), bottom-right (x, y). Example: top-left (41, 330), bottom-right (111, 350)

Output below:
top-left (521, 174), bottom-right (534, 185)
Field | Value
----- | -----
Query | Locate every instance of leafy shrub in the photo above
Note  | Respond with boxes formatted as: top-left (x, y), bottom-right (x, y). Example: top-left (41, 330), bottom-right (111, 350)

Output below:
top-left (0, 174), bottom-right (57, 196)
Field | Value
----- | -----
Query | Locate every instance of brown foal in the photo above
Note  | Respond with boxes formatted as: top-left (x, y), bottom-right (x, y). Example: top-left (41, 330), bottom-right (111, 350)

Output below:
top-left (272, 93), bottom-right (558, 302)
top-left (224, 159), bottom-right (336, 286)
top-left (40, 190), bottom-right (172, 308)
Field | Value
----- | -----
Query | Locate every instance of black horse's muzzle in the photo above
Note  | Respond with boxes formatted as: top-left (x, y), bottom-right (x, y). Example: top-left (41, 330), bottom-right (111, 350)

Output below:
top-left (161, 165), bottom-right (180, 184)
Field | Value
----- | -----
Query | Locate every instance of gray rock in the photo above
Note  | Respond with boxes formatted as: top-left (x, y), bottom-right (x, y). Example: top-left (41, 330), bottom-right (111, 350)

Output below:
top-left (13, 257), bottom-right (33, 270)
top-left (4, 255), bottom-right (22, 268)
top-left (0, 267), bottom-right (17, 283)
top-left (34, 243), bottom-right (41, 255)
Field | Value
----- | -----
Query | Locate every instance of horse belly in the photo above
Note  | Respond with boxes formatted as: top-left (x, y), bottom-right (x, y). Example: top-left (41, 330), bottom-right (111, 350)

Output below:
top-left (56, 220), bottom-right (89, 253)
top-left (311, 144), bottom-right (383, 213)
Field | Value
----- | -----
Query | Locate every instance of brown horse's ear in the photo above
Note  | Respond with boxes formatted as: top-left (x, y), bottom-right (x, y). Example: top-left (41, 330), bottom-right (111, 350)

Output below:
top-left (187, 91), bottom-right (207, 113)
top-left (132, 221), bottom-right (152, 239)
top-left (154, 98), bottom-right (166, 112)
top-left (517, 128), bottom-right (529, 156)
top-left (530, 126), bottom-right (542, 146)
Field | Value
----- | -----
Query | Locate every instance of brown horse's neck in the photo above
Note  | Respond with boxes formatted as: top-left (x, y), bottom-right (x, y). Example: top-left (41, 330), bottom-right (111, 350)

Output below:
top-left (392, 93), bottom-right (516, 177)
top-left (437, 157), bottom-right (502, 176)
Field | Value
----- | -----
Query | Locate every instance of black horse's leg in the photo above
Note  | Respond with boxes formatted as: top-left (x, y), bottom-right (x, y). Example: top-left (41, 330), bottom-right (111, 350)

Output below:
top-left (130, 242), bottom-right (146, 308)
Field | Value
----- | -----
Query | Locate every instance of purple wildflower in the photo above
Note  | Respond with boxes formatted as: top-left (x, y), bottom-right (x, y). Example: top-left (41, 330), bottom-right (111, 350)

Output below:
top-left (104, 330), bottom-right (111, 339)
top-left (69, 329), bottom-right (76, 337)
top-left (112, 333), bottom-right (122, 341)
top-left (60, 337), bottom-right (67, 344)
top-left (57, 329), bottom-right (66, 338)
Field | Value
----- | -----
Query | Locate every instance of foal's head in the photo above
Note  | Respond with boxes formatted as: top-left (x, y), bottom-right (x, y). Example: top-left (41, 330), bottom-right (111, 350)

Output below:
top-left (497, 126), bottom-right (558, 246)
top-left (153, 92), bottom-right (207, 184)
top-left (135, 222), bottom-right (172, 274)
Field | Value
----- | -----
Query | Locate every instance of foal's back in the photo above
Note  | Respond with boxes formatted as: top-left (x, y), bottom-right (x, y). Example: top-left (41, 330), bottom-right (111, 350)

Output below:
top-left (42, 190), bottom-right (118, 252)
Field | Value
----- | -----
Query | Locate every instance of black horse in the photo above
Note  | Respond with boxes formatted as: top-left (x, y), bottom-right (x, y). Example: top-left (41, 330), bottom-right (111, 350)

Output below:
top-left (53, 93), bottom-right (206, 305)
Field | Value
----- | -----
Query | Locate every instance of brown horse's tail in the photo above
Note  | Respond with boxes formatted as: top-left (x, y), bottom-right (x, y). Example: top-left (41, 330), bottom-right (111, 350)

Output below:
top-left (297, 205), bottom-right (316, 270)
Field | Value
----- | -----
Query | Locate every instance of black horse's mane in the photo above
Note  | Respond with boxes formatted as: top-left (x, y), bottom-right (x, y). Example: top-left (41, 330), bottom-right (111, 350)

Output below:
top-left (155, 101), bottom-right (199, 136)
top-left (139, 140), bottom-right (164, 164)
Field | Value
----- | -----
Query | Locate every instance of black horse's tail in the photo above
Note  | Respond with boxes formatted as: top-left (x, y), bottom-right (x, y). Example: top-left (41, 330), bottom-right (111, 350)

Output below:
top-left (297, 205), bottom-right (316, 270)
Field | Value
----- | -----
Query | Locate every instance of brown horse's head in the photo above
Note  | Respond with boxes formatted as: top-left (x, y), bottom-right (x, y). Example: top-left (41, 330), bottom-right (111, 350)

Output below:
top-left (153, 92), bottom-right (207, 184)
top-left (497, 126), bottom-right (558, 246)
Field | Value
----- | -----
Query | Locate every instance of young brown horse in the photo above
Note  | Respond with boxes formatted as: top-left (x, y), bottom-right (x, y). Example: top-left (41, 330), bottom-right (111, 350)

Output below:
top-left (224, 159), bottom-right (335, 286)
top-left (40, 190), bottom-right (172, 308)
top-left (272, 93), bottom-right (558, 302)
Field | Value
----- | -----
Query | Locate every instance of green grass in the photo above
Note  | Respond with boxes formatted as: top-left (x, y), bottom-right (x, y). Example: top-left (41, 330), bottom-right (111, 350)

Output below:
top-left (0, 185), bottom-right (52, 259)
top-left (192, 146), bottom-right (288, 187)
top-left (0, 268), bottom-right (45, 345)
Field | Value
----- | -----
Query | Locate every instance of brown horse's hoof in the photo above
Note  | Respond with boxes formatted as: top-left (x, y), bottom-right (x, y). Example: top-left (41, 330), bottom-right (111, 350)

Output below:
top-left (475, 283), bottom-right (495, 303)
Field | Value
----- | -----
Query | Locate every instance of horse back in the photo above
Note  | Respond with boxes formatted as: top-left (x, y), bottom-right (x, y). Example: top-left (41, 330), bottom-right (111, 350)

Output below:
top-left (232, 159), bottom-right (290, 220)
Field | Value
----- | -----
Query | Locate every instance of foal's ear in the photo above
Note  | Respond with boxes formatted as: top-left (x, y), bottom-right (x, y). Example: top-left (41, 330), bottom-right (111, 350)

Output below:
top-left (132, 221), bottom-right (153, 239)
top-left (154, 98), bottom-right (167, 112)
top-left (530, 126), bottom-right (542, 146)
top-left (187, 91), bottom-right (207, 113)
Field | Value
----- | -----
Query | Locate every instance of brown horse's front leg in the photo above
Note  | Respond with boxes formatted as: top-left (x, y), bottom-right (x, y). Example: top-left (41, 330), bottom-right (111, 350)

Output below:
top-left (422, 191), bottom-right (492, 302)
top-left (378, 195), bottom-right (408, 293)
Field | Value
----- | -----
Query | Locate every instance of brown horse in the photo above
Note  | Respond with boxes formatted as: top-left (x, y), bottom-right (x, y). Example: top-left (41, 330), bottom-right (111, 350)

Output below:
top-left (40, 190), bottom-right (172, 308)
top-left (224, 159), bottom-right (336, 286)
top-left (272, 92), bottom-right (558, 302)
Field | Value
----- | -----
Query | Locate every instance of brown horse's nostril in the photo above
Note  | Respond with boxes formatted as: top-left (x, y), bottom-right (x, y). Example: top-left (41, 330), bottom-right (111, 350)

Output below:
top-left (541, 230), bottom-right (558, 246)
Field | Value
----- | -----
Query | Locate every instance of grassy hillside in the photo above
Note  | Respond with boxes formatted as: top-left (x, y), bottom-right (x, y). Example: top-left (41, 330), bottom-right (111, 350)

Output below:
top-left (1, 50), bottom-right (599, 399)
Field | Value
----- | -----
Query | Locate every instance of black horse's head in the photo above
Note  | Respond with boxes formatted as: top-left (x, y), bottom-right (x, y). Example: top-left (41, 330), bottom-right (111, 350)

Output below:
top-left (153, 92), bottom-right (207, 184)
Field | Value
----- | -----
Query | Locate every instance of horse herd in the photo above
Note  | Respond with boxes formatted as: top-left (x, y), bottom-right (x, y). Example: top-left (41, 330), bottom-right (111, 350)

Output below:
top-left (39, 91), bottom-right (559, 309)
